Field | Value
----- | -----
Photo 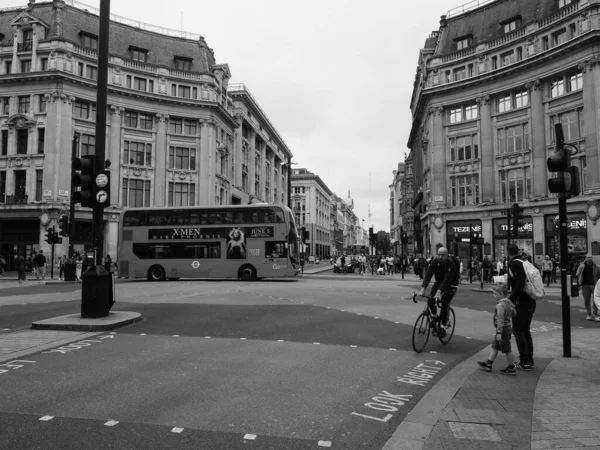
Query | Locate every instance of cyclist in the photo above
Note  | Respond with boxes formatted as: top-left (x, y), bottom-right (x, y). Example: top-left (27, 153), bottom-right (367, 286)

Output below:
top-left (417, 246), bottom-right (459, 332)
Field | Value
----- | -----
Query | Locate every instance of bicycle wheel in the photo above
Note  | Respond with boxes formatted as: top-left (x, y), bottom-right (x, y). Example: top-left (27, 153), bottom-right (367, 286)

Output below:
top-left (412, 312), bottom-right (431, 353)
top-left (439, 307), bottom-right (456, 345)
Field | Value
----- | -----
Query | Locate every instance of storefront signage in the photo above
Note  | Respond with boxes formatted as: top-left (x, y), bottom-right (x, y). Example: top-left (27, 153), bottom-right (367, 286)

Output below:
top-left (545, 212), bottom-right (586, 234)
top-left (447, 221), bottom-right (481, 236)
top-left (493, 218), bottom-right (533, 236)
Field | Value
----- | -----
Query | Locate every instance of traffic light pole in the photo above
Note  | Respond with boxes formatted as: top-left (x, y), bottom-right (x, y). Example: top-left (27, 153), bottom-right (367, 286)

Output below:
top-left (558, 193), bottom-right (571, 357)
top-left (50, 239), bottom-right (55, 280)
top-left (69, 133), bottom-right (77, 259)
top-left (469, 228), bottom-right (473, 284)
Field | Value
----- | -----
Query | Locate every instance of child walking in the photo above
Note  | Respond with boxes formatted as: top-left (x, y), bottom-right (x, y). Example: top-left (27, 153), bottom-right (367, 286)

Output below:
top-left (477, 283), bottom-right (517, 375)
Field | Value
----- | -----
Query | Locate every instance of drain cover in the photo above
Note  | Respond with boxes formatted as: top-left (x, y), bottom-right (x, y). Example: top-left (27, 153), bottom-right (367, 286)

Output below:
top-left (448, 422), bottom-right (502, 441)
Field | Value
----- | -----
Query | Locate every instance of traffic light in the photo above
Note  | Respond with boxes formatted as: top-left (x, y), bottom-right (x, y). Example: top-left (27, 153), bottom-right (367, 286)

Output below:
top-left (369, 227), bottom-right (375, 246)
top-left (401, 227), bottom-right (408, 244)
top-left (512, 203), bottom-right (525, 237)
top-left (304, 230), bottom-right (309, 241)
top-left (72, 155), bottom-right (95, 207)
top-left (94, 170), bottom-right (110, 208)
top-left (301, 227), bottom-right (306, 243)
top-left (45, 227), bottom-right (53, 244)
top-left (547, 123), bottom-right (580, 197)
top-left (58, 215), bottom-right (70, 237)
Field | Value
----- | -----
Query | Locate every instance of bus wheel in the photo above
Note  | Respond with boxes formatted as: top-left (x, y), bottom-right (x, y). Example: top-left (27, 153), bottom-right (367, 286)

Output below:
top-left (239, 265), bottom-right (257, 281)
top-left (148, 265), bottom-right (166, 281)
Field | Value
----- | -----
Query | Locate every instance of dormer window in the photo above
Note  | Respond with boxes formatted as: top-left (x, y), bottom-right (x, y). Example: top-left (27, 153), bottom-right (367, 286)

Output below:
top-left (174, 56), bottom-right (192, 71)
top-left (19, 29), bottom-right (33, 51)
top-left (129, 46), bottom-right (148, 63)
top-left (79, 32), bottom-right (98, 50)
top-left (454, 35), bottom-right (472, 51)
top-left (501, 16), bottom-right (521, 34)
top-left (559, 0), bottom-right (572, 7)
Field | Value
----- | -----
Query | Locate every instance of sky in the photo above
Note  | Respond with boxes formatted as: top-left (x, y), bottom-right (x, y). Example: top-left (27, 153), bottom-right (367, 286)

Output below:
top-left (75, 0), bottom-right (467, 232)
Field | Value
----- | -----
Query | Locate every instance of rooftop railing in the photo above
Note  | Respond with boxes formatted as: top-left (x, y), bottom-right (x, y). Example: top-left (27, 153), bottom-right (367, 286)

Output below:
top-left (446, 0), bottom-right (498, 19)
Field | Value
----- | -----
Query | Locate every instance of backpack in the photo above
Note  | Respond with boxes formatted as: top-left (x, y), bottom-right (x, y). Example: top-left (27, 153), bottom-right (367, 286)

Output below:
top-left (448, 255), bottom-right (461, 285)
top-left (510, 259), bottom-right (545, 300)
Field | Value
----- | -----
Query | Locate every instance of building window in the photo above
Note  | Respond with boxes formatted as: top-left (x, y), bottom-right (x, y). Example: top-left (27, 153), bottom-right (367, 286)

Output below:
top-left (169, 182), bottom-right (195, 207)
top-left (40, 58), bottom-right (48, 71)
top-left (549, 77), bottom-right (565, 98)
top-left (80, 32), bottom-right (98, 50)
top-left (449, 134), bottom-right (479, 162)
top-left (18, 95), bottom-right (30, 114)
top-left (455, 36), bottom-right (471, 50)
top-left (515, 90), bottom-right (528, 108)
top-left (38, 94), bottom-right (46, 113)
top-left (140, 113), bottom-right (153, 130)
top-left (579, 155), bottom-right (587, 191)
top-left (124, 110), bottom-right (137, 128)
top-left (37, 128), bottom-right (45, 154)
top-left (174, 57), bottom-right (192, 71)
top-left (78, 63), bottom-right (97, 80)
top-left (21, 60), bottom-right (31, 73)
top-left (500, 168), bottom-right (530, 203)
top-left (17, 129), bottom-right (28, 154)
top-left (183, 119), bottom-right (197, 135)
top-left (498, 94), bottom-right (512, 113)
top-left (122, 178), bottom-right (150, 208)
top-left (130, 47), bottom-right (148, 63)
top-left (79, 134), bottom-right (95, 157)
top-left (500, 50), bottom-right (515, 66)
top-left (169, 118), bottom-right (183, 134)
top-left (569, 72), bottom-right (583, 91)
top-left (502, 18), bottom-right (520, 34)
top-left (550, 109), bottom-right (584, 142)
top-left (123, 141), bottom-right (152, 166)
top-left (453, 66), bottom-right (466, 81)
top-left (179, 85), bottom-right (191, 99)
top-left (134, 77), bottom-right (147, 91)
top-left (498, 123), bottom-right (529, 154)
top-left (1, 130), bottom-right (7, 156)
top-left (451, 175), bottom-right (480, 206)
top-left (449, 103), bottom-right (477, 123)
top-left (73, 100), bottom-right (96, 120)
top-left (35, 169), bottom-right (43, 201)
top-left (169, 146), bottom-right (196, 170)
top-left (0, 171), bottom-right (5, 203)
top-left (552, 28), bottom-right (567, 46)
top-left (559, 0), bottom-right (572, 6)
top-left (1, 97), bottom-right (9, 115)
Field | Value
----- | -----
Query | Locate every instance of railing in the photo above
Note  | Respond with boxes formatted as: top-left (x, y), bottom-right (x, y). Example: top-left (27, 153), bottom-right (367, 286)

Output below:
top-left (122, 59), bottom-right (157, 73)
top-left (539, 1), bottom-right (579, 28)
top-left (446, 0), bottom-right (497, 19)
top-left (62, 0), bottom-right (204, 41)
top-left (5, 194), bottom-right (28, 205)
top-left (488, 27), bottom-right (526, 50)
top-left (17, 40), bottom-right (33, 52)
top-left (442, 46), bottom-right (476, 63)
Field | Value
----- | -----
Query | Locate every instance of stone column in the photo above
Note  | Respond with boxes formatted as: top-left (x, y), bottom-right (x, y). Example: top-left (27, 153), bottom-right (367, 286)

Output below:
top-left (108, 105), bottom-right (123, 206)
top-left (31, 24), bottom-right (38, 72)
top-left (198, 120), bottom-right (213, 204)
top-left (582, 59), bottom-right (600, 190)
top-left (527, 79), bottom-right (547, 197)
top-left (429, 106), bottom-right (446, 206)
top-left (234, 116), bottom-right (243, 187)
top-left (11, 26), bottom-right (18, 73)
top-left (477, 95), bottom-right (494, 202)
top-left (260, 144), bottom-right (266, 201)
top-left (249, 130), bottom-right (256, 197)
top-left (154, 114), bottom-right (168, 206)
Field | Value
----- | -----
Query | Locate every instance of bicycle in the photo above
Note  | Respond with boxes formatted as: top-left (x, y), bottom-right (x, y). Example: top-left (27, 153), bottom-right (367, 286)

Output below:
top-left (411, 292), bottom-right (456, 353)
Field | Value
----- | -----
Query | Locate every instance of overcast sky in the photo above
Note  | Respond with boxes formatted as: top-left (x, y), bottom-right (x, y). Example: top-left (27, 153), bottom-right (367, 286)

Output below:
top-left (79, 0), bottom-right (466, 232)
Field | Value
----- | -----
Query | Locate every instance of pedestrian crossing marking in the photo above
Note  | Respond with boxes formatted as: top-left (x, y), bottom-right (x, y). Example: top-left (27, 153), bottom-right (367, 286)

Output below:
top-left (104, 420), bottom-right (119, 426)
top-left (171, 427), bottom-right (184, 433)
top-left (39, 416), bottom-right (54, 421)
top-left (318, 441), bottom-right (332, 447)
top-left (243, 434), bottom-right (257, 440)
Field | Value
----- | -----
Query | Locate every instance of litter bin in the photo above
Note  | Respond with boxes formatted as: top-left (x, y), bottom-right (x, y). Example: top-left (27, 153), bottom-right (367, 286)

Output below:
top-left (81, 265), bottom-right (115, 318)
top-left (64, 259), bottom-right (77, 281)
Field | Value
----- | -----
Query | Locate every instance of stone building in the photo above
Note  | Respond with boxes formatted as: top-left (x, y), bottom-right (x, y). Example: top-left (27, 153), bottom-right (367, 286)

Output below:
top-left (0, 1), bottom-right (292, 269)
top-left (407, 0), bottom-right (600, 264)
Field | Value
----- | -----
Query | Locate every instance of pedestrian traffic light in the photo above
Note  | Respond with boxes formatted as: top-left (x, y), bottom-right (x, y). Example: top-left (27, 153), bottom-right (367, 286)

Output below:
top-left (301, 227), bottom-right (306, 243)
top-left (94, 170), bottom-right (110, 208)
top-left (547, 123), bottom-right (580, 197)
top-left (72, 155), bottom-right (95, 207)
top-left (512, 203), bottom-right (525, 237)
top-left (58, 215), bottom-right (69, 237)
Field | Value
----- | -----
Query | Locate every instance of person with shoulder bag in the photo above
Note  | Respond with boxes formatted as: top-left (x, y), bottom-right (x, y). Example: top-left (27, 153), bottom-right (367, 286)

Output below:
top-left (576, 254), bottom-right (600, 321)
top-left (507, 243), bottom-right (536, 371)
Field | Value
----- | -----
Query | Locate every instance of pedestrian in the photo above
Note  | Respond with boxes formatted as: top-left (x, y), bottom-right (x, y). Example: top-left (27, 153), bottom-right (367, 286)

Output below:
top-left (58, 255), bottom-right (66, 280)
top-left (34, 250), bottom-right (47, 281)
top-left (300, 256), bottom-right (305, 273)
top-left (482, 256), bottom-right (491, 283)
top-left (75, 253), bottom-right (83, 281)
top-left (15, 251), bottom-right (26, 283)
top-left (0, 252), bottom-right (5, 276)
top-left (507, 243), bottom-right (536, 370)
top-left (594, 277), bottom-right (600, 316)
top-left (575, 254), bottom-right (600, 321)
top-left (541, 255), bottom-right (553, 287)
top-left (477, 283), bottom-right (517, 375)
top-left (104, 254), bottom-right (112, 272)
top-left (29, 249), bottom-right (37, 275)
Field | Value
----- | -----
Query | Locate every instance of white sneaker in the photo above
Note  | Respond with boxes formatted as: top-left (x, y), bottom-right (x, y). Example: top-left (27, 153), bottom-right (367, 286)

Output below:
top-left (586, 315), bottom-right (593, 321)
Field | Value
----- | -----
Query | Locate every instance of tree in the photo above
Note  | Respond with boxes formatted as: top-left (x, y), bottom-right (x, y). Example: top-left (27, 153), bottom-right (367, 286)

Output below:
top-left (375, 230), bottom-right (391, 254)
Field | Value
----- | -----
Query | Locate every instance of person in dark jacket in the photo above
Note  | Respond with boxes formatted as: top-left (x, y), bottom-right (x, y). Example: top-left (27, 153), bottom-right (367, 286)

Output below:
top-left (418, 247), bottom-right (459, 330)
top-left (507, 243), bottom-right (536, 371)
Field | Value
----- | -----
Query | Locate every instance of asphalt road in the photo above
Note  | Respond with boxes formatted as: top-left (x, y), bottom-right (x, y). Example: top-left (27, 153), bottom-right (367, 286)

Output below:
top-left (0, 275), bottom-right (593, 449)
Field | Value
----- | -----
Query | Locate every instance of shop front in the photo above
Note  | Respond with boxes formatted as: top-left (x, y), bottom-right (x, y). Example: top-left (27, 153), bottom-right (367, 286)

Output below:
top-left (0, 219), bottom-right (40, 271)
top-left (446, 219), bottom-right (482, 263)
top-left (492, 216), bottom-right (534, 261)
top-left (545, 212), bottom-right (587, 272)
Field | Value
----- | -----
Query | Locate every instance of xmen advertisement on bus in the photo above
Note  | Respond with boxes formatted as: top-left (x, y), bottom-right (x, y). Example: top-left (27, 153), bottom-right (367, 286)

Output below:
top-left (226, 227), bottom-right (247, 259)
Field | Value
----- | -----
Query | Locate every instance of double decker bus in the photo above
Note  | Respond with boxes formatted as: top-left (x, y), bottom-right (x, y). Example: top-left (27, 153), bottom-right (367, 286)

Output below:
top-left (117, 204), bottom-right (300, 281)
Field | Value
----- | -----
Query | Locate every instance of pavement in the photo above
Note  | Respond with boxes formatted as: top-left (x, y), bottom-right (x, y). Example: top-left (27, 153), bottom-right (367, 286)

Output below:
top-left (1, 266), bottom-right (599, 449)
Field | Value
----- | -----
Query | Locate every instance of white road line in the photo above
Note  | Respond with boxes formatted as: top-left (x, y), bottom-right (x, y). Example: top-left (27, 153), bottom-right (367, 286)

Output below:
top-left (318, 441), bottom-right (332, 447)
top-left (313, 342), bottom-right (320, 345)
top-left (104, 420), bottom-right (119, 426)
top-left (389, 348), bottom-right (397, 351)
top-left (173, 335), bottom-right (180, 337)
top-left (350, 345), bottom-right (358, 348)
top-left (430, 351), bottom-right (437, 353)
top-left (277, 340), bottom-right (284, 342)
top-left (39, 416), bottom-right (54, 421)
top-left (205, 336), bottom-right (211, 339)
top-left (140, 333), bottom-right (146, 336)
top-left (243, 434), bottom-right (257, 440)
top-left (240, 338), bottom-right (246, 340)
top-left (171, 427), bottom-right (184, 433)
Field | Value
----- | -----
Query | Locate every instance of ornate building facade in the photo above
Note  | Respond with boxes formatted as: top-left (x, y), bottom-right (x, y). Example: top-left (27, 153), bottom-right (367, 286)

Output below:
top-left (0, 1), bottom-right (292, 269)
top-left (408, 0), bottom-right (600, 264)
